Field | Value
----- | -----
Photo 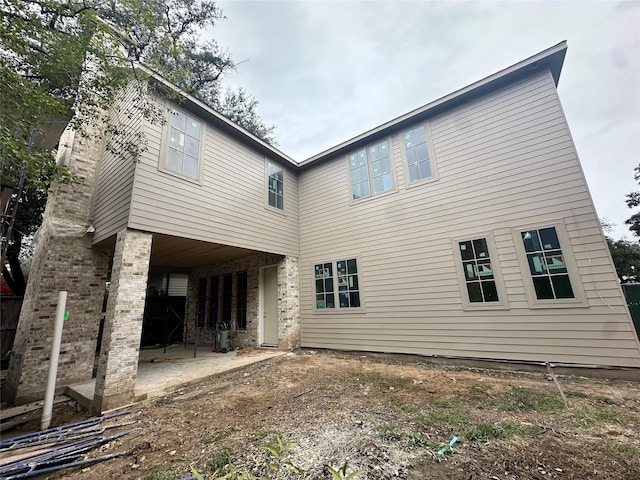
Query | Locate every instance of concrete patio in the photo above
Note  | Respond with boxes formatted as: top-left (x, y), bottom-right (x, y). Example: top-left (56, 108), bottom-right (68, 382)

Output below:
top-left (65, 345), bottom-right (286, 410)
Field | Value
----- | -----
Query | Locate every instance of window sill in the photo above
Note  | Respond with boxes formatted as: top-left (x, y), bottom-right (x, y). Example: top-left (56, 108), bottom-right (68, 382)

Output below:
top-left (461, 302), bottom-right (510, 311)
top-left (526, 298), bottom-right (589, 309)
top-left (405, 174), bottom-right (440, 190)
top-left (350, 188), bottom-right (398, 206)
top-left (264, 204), bottom-right (287, 217)
top-left (312, 307), bottom-right (367, 315)
top-left (157, 166), bottom-right (203, 186)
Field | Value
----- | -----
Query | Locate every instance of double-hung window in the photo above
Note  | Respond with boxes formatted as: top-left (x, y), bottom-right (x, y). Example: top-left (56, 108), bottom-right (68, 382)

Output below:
top-left (166, 109), bottom-right (202, 179)
top-left (349, 140), bottom-right (393, 200)
top-left (267, 160), bottom-right (284, 210)
top-left (513, 224), bottom-right (585, 308)
top-left (314, 258), bottom-right (361, 309)
top-left (458, 238), bottom-right (499, 303)
top-left (521, 227), bottom-right (574, 300)
top-left (402, 125), bottom-right (433, 182)
top-left (454, 235), bottom-right (508, 309)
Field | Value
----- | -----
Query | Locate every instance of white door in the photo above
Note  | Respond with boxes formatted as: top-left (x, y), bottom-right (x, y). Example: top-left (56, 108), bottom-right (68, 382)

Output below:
top-left (262, 266), bottom-right (278, 346)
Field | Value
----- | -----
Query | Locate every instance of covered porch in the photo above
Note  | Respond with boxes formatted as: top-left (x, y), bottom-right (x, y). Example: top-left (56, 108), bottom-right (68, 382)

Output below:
top-left (91, 230), bottom-right (300, 413)
top-left (67, 344), bottom-right (286, 410)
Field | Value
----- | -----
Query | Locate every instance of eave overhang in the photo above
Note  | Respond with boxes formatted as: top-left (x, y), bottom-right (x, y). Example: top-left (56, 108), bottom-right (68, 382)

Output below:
top-left (136, 41), bottom-right (567, 172)
top-left (137, 63), bottom-right (298, 169)
top-left (297, 41), bottom-right (567, 170)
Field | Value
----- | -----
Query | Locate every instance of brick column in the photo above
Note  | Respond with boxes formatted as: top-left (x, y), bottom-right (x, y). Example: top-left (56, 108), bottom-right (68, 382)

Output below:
top-left (277, 256), bottom-right (300, 350)
top-left (92, 229), bottom-right (152, 413)
top-left (5, 125), bottom-right (110, 405)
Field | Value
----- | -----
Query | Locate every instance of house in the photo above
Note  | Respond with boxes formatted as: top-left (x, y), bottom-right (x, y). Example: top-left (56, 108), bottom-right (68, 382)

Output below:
top-left (6, 41), bottom-right (640, 413)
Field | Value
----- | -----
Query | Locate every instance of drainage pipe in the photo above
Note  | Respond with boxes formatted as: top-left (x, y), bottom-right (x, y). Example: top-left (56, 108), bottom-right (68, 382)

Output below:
top-left (41, 291), bottom-right (67, 431)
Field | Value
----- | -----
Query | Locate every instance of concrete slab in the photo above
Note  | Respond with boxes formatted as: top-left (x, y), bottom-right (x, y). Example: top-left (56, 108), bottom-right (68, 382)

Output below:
top-left (66, 345), bottom-right (286, 410)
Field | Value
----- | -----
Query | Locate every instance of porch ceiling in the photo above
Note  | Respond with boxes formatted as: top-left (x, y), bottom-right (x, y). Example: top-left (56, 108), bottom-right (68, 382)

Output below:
top-left (149, 233), bottom-right (260, 270)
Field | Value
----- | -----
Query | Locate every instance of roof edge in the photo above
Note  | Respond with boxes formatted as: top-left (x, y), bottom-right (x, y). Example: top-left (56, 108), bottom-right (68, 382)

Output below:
top-left (134, 63), bottom-right (298, 168)
top-left (298, 41), bottom-right (568, 168)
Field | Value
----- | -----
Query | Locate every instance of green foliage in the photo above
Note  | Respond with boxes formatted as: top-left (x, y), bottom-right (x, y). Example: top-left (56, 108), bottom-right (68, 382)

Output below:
top-left (377, 423), bottom-right (441, 449)
top-left (626, 164), bottom-right (640, 236)
top-left (566, 404), bottom-right (627, 428)
top-left (376, 423), bottom-right (405, 442)
top-left (1, 0), bottom-right (133, 181)
top-left (415, 405), bottom-right (541, 443)
top-left (262, 434), bottom-right (297, 458)
top-left (1, 0), bottom-right (275, 166)
top-left (217, 88), bottom-right (276, 146)
top-left (206, 448), bottom-right (234, 473)
top-left (612, 443), bottom-right (640, 456)
top-left (417, 410), bottom-right (473, 430)
top-left (565, 390), bottom-right (590, 399)
top-left (492, 386), bottom-right (565, 413)
top-left (325, 461), bottom-right (364, 480)
top-left (463, 421), bottom-right (538, 441)
top-left (143, 462), bottom-right (186, 480)
top-left (388, 398), bottom-right (420, 414)
top-left (1, 0), bottom-right (276, 276)
top-left (191, 435), bottom-right (308, 480)
top-left (191, 467), bottom-right (206, 480)
top-left (605, 237), bottom-right (640, 281)
top-left (1, 154), bottom-right (75, 294)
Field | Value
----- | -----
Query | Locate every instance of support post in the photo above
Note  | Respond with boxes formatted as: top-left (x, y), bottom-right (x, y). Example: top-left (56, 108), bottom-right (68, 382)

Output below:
top-left (92, 229), bottom-right (152, 414)
top-left (41, 291), bottom-right (67, 430)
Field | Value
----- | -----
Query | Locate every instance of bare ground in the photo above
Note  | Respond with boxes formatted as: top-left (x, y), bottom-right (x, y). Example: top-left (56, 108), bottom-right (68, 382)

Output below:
top-left (9, 350), bottom-right (640, 479)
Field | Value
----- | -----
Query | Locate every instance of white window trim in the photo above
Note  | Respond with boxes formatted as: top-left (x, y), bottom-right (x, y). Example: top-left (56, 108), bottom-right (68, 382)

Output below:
top-left (264, 157), bottom-right (287, 216)
top-left (346, 137), bottom-right (398, 204)
top-left (311, 256), bottom-right (366, 314)
top-left (451, 234), bottom-right (510, 311)
top-left (158, 105), bottom-right (205, 184)
top-left (398, 121), bottom-right (440, 189)
top-left (511, 221), bottom-right (588, 309)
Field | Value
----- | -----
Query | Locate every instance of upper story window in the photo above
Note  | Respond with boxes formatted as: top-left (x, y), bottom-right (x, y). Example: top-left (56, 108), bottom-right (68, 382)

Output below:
top-left (521, 227), bottom-right (574, 300)
top-left (267, 160), bottom-right (284, 210)
top-left (402, 125), bottom-right (433, 183)
top-left (167, 109), bottom-right (202, 179)
top-left (349, 140), bottom-right (393, 200)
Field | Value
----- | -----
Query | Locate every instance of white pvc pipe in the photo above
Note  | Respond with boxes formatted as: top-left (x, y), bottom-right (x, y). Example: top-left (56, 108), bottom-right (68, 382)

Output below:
top-left (41, 291), bottom-right (67, 431)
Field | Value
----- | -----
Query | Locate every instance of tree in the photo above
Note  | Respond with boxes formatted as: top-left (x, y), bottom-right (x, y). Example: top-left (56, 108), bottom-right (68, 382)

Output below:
top-left (1, 0), bottom-right (275, 290)
top-left (625, 164), bottom-right (640, 236)
top-left (1, 157), bottom-right (55, 295)
top-left (606, 237), bottom-right (640, 283)
top-left (217, 88), bottom-right (276, 145)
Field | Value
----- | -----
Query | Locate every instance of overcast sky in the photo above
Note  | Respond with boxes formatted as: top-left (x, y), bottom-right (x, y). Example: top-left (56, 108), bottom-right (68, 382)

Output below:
top-left (208, 0), bottom-right (640, 240)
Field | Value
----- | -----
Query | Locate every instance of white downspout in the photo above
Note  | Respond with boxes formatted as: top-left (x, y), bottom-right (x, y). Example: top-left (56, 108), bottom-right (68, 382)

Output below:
top-left (41, 290), bottom-right (67, 430)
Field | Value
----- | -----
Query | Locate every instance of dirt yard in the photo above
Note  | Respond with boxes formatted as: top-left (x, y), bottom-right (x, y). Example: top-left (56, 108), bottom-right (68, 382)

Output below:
top-left (12, 350), bottom-right (640, 479)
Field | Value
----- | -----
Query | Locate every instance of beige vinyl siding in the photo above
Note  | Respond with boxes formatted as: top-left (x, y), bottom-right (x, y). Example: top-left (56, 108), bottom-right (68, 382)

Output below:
top-left (92, 86), bottom-right (140, 244)
top-left (299, 69), bottom-right (640, 368)
top-left (127, 103), bottom-right (299, 256)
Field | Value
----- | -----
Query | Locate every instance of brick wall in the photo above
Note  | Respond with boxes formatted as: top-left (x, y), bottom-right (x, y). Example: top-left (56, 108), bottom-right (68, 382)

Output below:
top-left (278, 256), bottom-right (300, 350)
top-left (92, 229), bottom-right (152, 413)
top-left (188, 253), bottom-right (300, 351)
top-left (6, 126), bottom-right (111, 405)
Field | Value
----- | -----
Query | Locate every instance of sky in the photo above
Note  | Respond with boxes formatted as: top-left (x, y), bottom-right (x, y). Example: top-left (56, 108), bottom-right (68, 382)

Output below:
top-left (207, 0), bottom-right (640, 240)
